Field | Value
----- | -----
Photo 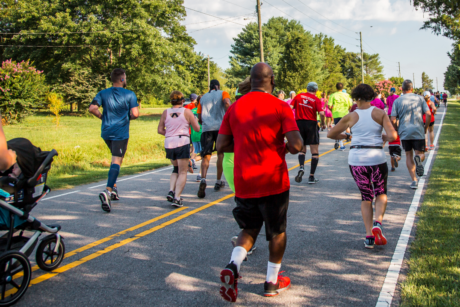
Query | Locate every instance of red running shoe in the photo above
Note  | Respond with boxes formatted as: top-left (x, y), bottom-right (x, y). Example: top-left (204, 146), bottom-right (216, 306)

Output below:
top-left (220, 262), bottom-right (238, 302)
top-left (372, 221), bottom-right (387, 245)
top-left (264, 272), bottom-right (291, 297)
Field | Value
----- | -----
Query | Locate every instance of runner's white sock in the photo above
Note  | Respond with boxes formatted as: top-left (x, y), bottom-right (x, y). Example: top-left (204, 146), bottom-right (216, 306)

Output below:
top-left (216, 179), bottom-right (222, 185)
top-left (230, 246), bottom-right (247, 272)
top-left (266, 261), bottom-right (281, 284)
top-left (340, 140), bottom-right (344, 147)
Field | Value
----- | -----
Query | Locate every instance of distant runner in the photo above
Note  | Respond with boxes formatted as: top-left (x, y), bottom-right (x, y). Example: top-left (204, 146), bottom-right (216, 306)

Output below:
top-left (328, 83), bottom-right (352, 150)
top-left (89, 68), bottom-right (139, 213)
top-left (423, 92), bottom-right (437, 151)
top-left (386, 87), bottom-right (399, 117)
top-left (191, 95), bottom-right (203, 181)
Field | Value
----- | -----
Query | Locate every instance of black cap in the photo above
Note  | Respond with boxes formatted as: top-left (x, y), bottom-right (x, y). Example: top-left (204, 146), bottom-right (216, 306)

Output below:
top-left (210, 79), bottom-right (220, 87)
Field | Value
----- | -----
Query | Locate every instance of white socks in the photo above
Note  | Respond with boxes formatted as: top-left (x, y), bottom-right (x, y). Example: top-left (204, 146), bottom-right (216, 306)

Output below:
top-left (216, 179), bottom-right (222, 185)
top-left (230, 246), bottom-right (247, 272)
top-left (339, 140), bottom-right (344, 147)
top-left (266, 261), bottom-right (281, 284)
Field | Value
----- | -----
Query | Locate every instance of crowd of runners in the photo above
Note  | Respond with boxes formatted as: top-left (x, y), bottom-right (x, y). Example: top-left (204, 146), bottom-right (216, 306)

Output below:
top-left (87, 65), bottom-right (445, 302)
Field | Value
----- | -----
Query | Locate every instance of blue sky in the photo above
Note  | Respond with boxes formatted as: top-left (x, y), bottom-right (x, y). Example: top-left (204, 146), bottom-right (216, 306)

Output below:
top-left (183, 0), bottom-right (453, 91)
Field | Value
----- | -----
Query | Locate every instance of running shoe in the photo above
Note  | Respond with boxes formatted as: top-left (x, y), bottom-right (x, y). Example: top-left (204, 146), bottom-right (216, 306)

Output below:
top-left (391, 167), bottom-right (396, 172)
top-left (425, 147), bottom-right (429, 152)
top-left (230, 236), bottom-right (256, 261)
top-left (414, 155), bottom-right (424, 177)
top-left (339, 146), bottom-right (346, 151)
top-left (295, 169), bottom-right (304, 183)
top-left (188, 160), bottom-right (194, 173)
top-left (308, 176), bottom-right (319, 184)
top-left (430, 144), bottom-right (435, 150)
top-left (364, 236), bottom-right (375, 249)
top-left (220, 262), bottom-right (239, 302)
top-left (196, 174), bottom-right (201, 182)
top-left (394, 156), bottom-right (400, 168)
top-left (197, 179), bottom-right (206, 198)
top-left (264, 272), bottom-right (291, 297)
top-left (171, 198), bottom-right (183, 208)
top-left (166, 191), bottom-right (175, 203)
top-left (191, 159), bottom-right (197, 170)
top-left (99, 190), bottom-right (112, 213)
top-left (372, 222), bottom-right (387, 246)
top-left (410, 180), bottom-right (418, 189)
top-left (111, 187), bottom-right (120, 201)
top-left (214, 181), bottom-right (225, 191)
top-left (334, 140), bottom-right (339, 150)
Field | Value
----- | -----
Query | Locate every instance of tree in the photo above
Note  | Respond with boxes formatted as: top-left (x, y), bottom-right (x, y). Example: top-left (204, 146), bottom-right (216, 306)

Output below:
top-left (412, 0), bottom-right (460, 40)
top-left (375, 80), bottom-right (394, 94)
top-left (421, 72), bottom-right (434, 90)
top-left (340, 52), bottom-right (384, 88)
top-left (444, 43), bottom-right (460, 94)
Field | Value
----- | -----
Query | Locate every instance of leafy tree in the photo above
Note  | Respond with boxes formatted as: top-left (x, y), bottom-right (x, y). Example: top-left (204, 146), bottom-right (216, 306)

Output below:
top-left (444, 43), bottom-right (460, 94)
top-left (315, 35), bottom-right (347, 95)
top-left (412, 0), bottom-right (460, 40)
top-left (421, 72), bottom-right (434, 90)
top-left (340, 52), bottom-right (384, 88)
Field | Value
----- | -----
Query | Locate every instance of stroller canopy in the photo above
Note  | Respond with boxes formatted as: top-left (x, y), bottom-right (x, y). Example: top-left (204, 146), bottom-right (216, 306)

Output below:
top-left (7, 138), bottom-right (50, 178)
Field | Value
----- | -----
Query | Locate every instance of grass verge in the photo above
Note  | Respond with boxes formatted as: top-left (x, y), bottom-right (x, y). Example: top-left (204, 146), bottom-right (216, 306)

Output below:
top-left (401, 100), bottom-right (460, 306)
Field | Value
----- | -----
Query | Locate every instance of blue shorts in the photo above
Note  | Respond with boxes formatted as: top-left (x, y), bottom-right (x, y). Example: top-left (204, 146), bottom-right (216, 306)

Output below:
top-left (193, 142), bottom-right (202, 154)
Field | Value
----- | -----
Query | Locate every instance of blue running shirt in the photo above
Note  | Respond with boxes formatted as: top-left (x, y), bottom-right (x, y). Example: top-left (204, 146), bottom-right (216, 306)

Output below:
top-left (93, 87), bottom-right (138, 140)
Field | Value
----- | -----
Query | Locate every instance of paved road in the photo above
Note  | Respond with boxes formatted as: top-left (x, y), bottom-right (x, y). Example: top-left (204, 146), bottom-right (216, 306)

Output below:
top-left (15, 108), bottom-right (445, 306)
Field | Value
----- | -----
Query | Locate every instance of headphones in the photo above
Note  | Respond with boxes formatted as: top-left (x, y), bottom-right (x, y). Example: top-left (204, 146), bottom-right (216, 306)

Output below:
top-left (121, 78), bottom-right (124, 82)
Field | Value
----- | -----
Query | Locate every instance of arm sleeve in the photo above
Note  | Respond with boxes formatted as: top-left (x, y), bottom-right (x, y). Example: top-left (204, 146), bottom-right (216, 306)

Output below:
top-left (222, 91), bottom-right (231, 100)
top-left (316, 97), bottom-right (324, 111)
top-left (280, 103), bottom-right (299, 134)
top-left (290, 97), bottom-right (297, 108)
top-left (421, 98), bottom-right (429, 113)
top-left (218, 109), bottom-right (233, 135)
top-left (129, 93), bottom-right (139, 108)
top-left (92, 92), bottom-right (102, 106)
top-left (197, 102), bottom-right (202, 114)
top-left (390, 101), bottom-right (398, 117)
top-left (328, 95), bottom-right (334, 107)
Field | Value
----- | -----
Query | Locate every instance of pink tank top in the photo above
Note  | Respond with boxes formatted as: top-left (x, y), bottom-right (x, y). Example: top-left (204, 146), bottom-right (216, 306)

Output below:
top-left (164, 108), bottom-right (190, 149)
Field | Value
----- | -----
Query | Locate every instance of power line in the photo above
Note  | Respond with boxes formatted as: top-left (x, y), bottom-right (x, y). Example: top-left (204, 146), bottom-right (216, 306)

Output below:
top-left (183, 13), bottom-right (253, 26)
top-left (184, 6), bottom-right (247, 27)
top-left (217, 0), bottom-right (254, 11)
top-left (0, 29), bottom-right (134, 35)
top-left (0, 44), bottom-right (102, 48)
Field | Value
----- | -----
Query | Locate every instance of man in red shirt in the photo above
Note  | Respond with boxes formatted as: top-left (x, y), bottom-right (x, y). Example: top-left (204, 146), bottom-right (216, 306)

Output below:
top-left (290, 82), bottom-right (326, 184)
top-left (216, 63), bottom-right (303, 302)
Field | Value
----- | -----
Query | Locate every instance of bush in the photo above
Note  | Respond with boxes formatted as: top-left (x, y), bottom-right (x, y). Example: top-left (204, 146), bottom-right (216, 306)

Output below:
top-left (48, 92), bottom-right (64, 126)
top-left (0, 59), bottom-right (48, 124)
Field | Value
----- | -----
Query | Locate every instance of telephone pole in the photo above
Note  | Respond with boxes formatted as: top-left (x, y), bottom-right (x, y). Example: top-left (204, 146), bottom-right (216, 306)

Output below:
top-left (398, 62), bottom-right (401, 78)
top-left (360, 32), bottom-right (364, 84)
top-left (436, 77), bottom-right (438, 91)
top-left (256, 0), bottom-right (264, 62)
top-left (207, 55), bottom-right (210, 91)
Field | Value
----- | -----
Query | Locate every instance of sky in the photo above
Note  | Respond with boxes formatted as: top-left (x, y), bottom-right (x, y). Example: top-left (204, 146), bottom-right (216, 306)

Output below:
top-left (183, 0), bottom-right (453, 91)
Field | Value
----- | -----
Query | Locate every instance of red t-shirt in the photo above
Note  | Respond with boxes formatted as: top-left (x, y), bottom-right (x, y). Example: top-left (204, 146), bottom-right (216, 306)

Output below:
top-left (219, 92), bottom-right (299, 198)
top-left (389, 134), bottom-right (401, 145)
top-left (290, 92), bottom-right (324, 121)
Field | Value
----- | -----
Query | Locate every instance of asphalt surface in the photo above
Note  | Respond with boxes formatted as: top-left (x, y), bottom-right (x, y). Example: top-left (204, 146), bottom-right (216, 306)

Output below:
top-left (13, 108), bottom-right (445, 306)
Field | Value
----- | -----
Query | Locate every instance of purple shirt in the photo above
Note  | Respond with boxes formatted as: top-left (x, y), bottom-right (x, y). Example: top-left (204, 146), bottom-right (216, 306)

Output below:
top-left (386, 94), bottom-right (399, 116)
top-left (371, 98), bottom-right (385, 110)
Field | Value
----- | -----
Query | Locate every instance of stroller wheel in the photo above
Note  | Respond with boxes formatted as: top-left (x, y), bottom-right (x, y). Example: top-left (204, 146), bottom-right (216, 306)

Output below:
top-left (36, 235), bottom-right (65, 272)
top-left (0, 251), bottom-right (31, 306)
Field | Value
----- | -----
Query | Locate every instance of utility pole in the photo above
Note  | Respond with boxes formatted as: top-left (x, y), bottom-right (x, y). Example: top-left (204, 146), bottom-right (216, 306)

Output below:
top-left (436, 77), bottom-right (438, 92)
top-left (398, 62), bottom-right (401, 78)
top-left (207, 55), bottom-right (210, 91)
top-left (360, 32), bottom-right (364, 84)
top-left (256, 0), bottom-right (264, 62)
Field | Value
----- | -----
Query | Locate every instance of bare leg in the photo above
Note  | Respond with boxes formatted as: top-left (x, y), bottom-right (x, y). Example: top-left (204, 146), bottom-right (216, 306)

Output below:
top-left (169, 159), bottom-right (178, 192)
top-left (374, 194), bottom-right (388, 223)
top-left (269, 233), bottom-right (287, 264)
top-left (174, 158), bottom-right (189, 199)
top-left (200, 154), bottom-right (212, 179)
top-left (236, 228), bottom-right (260, 252)
top-left (405, 150), bottom-right (417, 182)
top-left (390, 156), bottom-right (395, 169)
top-left (217, 152), bottom-right (224, 181)
top-left (361, 200), bottom-right (373, 236)
top-left (429, 126), bottom-right (435, 147)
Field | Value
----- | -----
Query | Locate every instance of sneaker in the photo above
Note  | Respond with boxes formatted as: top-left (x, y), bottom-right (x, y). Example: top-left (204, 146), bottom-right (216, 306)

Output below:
top-left (196, 174), bottom-right (201, 182)
top-left (220, 262), bottom-right (239, 302)
top-left (188, 160), bottom-right (194, 173)
top-left (295, 169), bottom-right (304, 183)
top-left (394, 156), bottom-right (400, 168)
top-left (364, 236), bottom-right (375, 249)
top-left (430, 144), bottom-right (435, 150)
top-left (111, 187), bottom-right (120, 201)
top-left (372, 222), bottom-right (387, 246)
top-left (166, 191), bottom-right (175, 203)
top-left (308, 176), bottom-right (319, 184)
top-left (425, 147), bottom-right (429, 152)
top-left (191, 159), bottom-right (197, 170)
top-left (214, 181), bottom-right (225, 191)
top-left (197, 179), bottom-right (206, 198)
top-left (99, 190), bottom-right (112, 213)
top-left (264, 272), bottom-right (291, 297)
top-left (171, 198), bottom-right (183, 208)
top-left (334, 140), bottom-right (339, 150)
top-left (391, 167), bottom-right (396, 172)
top-left (414, 155), bottom-right (424, 177)
top-left (410, 180), bottom-right (418, 189)
top-left (339, 146), bottom-right (346, 151)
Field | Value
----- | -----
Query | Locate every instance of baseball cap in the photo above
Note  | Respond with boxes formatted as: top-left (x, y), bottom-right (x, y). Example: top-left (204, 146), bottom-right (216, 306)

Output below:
top-left (190, 93), bottom-right (198, 101)
top-left (342, 89), bottom-right (347, 93)
top-left (307, 82), bottom-right (318, 92)
top-left (390, 87), bottom-right (396, 92)
top-left (423, 91), bottom-right (431, 97)
top-left (289, 91), bottom-right (296, 95)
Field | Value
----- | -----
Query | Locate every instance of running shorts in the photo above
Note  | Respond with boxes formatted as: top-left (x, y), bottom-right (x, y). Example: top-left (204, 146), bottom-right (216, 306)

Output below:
top-left (104, 139), bottom-right (129, 158)
top-left (349, 163), bottom-right (388, 201)
top-left (166, 144), bottom-right (190, 160)
top-left (334, 117), bottom-right (342, 125)
top-left (401, 139), bottom-right (425, 152)
top-left (192, 142), bottom-right (202, 154)
top-left (222, 153), bottom-right (235, 193)
top-left (200, 130), bottom-right (219, 156)
top-left (429, 121), bottom-right (434, 127)
top-left (233, 190), bottom-right (289, 241)
top-left (389, 145), bottom-right (402, 157)
top-left (296, 120), bottom-right (319, 145)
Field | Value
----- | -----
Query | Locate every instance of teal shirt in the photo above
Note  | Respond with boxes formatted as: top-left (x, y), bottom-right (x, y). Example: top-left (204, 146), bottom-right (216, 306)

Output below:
top-left (191, 108), bottom-right (202, 142)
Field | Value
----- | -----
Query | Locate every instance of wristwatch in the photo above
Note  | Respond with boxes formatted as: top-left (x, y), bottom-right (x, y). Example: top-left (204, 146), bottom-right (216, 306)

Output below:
top-left (345, 132), bottom-right (352, 141)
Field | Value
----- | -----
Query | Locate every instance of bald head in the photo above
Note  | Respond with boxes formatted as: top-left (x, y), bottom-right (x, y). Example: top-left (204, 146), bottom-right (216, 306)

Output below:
top-left (250, 62), bottom-right (274, 93)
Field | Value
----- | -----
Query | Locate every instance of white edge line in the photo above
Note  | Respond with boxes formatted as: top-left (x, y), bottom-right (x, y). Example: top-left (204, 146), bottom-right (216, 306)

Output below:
top-left (42, 190), bottom-right (81, 201)
top-left (375, 107), bottom-right (447, 307)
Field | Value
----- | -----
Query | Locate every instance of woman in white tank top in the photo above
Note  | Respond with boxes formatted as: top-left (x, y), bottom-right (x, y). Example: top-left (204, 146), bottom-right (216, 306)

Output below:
top-left (158, 91), bottom-right (200, 207)
top-left (327, 84), bottom-right (397, 250)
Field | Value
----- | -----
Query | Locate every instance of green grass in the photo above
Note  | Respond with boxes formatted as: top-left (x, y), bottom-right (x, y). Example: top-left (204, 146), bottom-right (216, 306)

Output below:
top-left (4, 112), bottom-right (170, 190)
top-left (401, 100), bottom-right (460, 306)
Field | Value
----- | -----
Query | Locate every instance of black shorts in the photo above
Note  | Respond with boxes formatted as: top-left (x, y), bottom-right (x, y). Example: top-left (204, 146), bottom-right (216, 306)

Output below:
top-left (233, 190), bottom-right (289, 241)
top-left (389, 145), bottom-right (402, 157)
top-left (296, 120), bottom-right (319, 145)
top-left (166, 144), bottom-right (190, 160)
top-left (334, 117), bottom-right (342, 125)
top-left (104, 139), bottom-right (129, 158)
top-left (349, 163), bottom-right (388, 201)
top-left (200, 130), bottom-right (219, 156)
top-left (401, 139), bottom-right (425, 152)
top-left (429, 121), bottom-right (434, 127)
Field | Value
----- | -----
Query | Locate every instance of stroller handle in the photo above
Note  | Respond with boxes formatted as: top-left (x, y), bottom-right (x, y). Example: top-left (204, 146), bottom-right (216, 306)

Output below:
top-left (27, 149), bottom-right (58, 187)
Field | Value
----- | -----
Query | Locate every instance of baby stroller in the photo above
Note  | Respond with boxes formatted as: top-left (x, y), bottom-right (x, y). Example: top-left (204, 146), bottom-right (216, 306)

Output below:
top-left (0, 138), bottom-right (65, 306)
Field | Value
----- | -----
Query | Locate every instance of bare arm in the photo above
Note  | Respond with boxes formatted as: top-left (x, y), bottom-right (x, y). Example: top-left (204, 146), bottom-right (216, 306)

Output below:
top-left (0, 124), bottom-right (16, 171)
top-left (88, 104), bottom-right (102, 120)
top-left (216, 134), bottom-right (234, 153)
top-left (223, 98), bottom-right (232, 111)
top-left (429, 101), bottom-right (437, 115)
top-left (424, 110), bottom-right (432, 133)
top-left (381, 113), bottom-right (397, 142)
top-left (198, 114), bottom-right (202, 125)
top-left (285, 130), bottom-right (303, 154)
top-left (130, 106), bottom-right (139, 120)
top-left (319, 111), bottom-right (326, 129)
top-left (390, 116), bottom-right (398, 130)
top-left (327, 114), bottom-right (352, 140)
top-left (157, 110), bottom-right (167, 136)
top-left (185, 109), bottom-right (201, 132)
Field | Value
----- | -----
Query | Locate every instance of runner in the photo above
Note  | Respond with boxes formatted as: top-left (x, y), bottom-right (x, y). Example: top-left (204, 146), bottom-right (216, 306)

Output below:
top-left (389, 133), bottom-right (402, 172)
top-left (191, 96), bottom-right (203, 181)
top-left (88, 68), bottom-right (139, 213)
top-left (290, 82), bottom-right (326, 184)
top-left (157, 91), bottom-right (200, 207)
top-left (321, 92), bottom-right (333, 129)
top-left (328, 83), bottom-right (353, 150)
top-left (197, 80), bottom-right (231, 198)
top-left (185, 93), bottom-right (198, 170)
top-left (277, 90), bottom-right (286, 101)
top-left (286, 91), bottom-right (296, 117)
top-left (423, 92), bottom-right (437, 151)
top-left (371, 92), bottom-right (385, 110)
top-left (390, 80), bottom-right (431, 189)
top-left (217, 62), bottom-right (303, 302)
top-left (443, 92), bottom-right (448, 106)
top-left (386, 87), bottom-right (399, 117)
top-left (327, 83), bottom-right (397, 249)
